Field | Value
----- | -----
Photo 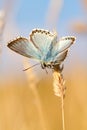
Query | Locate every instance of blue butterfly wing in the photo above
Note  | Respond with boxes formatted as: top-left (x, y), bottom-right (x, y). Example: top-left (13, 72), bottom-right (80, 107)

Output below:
top-left (53, 50), bottom-right (68, 64)
top-left (52, 36), bottom-right (75, 55)
top-left (30, 29), bottom-right (57, 57)
top-left (7, 37), bottom-right (41, 60)
top-left (51, 36), bottom-right (75, 63)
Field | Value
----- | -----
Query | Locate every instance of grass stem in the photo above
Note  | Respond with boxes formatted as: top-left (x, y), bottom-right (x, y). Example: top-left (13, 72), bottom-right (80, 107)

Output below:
top-left (61, 95), bottom-right (65, 130)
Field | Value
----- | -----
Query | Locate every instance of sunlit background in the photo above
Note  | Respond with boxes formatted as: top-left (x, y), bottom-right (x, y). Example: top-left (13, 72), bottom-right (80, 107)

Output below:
top-left (0, 0), bottom-right (87, 130)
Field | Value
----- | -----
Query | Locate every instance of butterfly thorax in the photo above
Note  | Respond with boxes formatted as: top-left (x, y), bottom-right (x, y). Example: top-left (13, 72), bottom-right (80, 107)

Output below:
top-left (41, 62), bottom-right (64, 72)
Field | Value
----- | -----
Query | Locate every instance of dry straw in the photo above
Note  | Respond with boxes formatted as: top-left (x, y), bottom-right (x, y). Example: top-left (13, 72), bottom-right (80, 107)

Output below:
top-left (53, 69), bottom-right (66, 130)
top-left (53, 70), bottom-right (65, 97)
top-left (23, 59), bottom-right (47, 130)
top-left (45, 0), bottom-right (63, 29)
top-left (0, 0), bottom-right (15, 36)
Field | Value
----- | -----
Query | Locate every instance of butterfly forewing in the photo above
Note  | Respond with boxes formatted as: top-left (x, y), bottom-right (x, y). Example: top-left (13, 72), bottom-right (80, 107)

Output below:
top-left (30, 29), bottom-right (57, 54)
top-left (7, 37), bottom-right (41, 59)
top-left (51, 36), bottom-right (75, 58)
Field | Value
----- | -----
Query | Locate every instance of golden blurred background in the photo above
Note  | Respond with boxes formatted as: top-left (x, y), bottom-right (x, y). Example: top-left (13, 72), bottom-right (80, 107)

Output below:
top-left (0, 0), bottom-right (87, 130)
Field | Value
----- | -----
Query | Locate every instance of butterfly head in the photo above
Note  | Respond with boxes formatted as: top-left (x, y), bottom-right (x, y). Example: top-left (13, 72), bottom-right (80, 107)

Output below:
top-left (41, 61), bottom-right (64, 72)
top-left (41, 62), bottom-right (52, 69)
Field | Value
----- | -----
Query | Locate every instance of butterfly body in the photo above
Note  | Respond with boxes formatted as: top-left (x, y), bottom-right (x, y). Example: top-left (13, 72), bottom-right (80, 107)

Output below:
top-left (7, 29), bottom-right (76, 71)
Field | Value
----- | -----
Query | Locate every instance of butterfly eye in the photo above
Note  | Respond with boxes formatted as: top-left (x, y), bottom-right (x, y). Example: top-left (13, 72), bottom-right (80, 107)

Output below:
top-left (41, 63), bottom-right (46, 69)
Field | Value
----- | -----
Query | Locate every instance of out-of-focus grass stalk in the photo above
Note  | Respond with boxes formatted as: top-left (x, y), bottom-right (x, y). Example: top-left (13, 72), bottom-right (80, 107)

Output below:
top-left (0, 10), bottom-right (5, 53)
top-left (53, 70), bottom-right (66, 130)
top-left (23, 59), bottom-right (47, 130)
top-left (45, 0), bottom-right (63, 29)
top-left (82, 0), bottom-right (87, 12)
top-left (0, 0), bottom-right (16, 41)
top-left (0, 0), bottom-right (16, 54)
top-left (0, 11), bottom-right (5, 38)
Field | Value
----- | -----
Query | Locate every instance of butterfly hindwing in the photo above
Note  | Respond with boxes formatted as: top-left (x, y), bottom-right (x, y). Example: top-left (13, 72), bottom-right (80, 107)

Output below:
top-left (7, 37), bottom-right (41, 59)
top-left (53, 50), bottom-right (68, 64)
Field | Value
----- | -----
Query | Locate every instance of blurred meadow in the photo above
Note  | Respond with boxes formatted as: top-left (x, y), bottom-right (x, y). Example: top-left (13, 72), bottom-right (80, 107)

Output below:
top-left (0, 0), bottom-right (87, 130)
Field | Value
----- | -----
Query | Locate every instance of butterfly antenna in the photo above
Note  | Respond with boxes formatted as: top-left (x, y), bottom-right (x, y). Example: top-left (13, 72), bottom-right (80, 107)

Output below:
top-left (23, 63), bottom-right (40, 71)
top-left (45, 68), bottom-right (48, 74)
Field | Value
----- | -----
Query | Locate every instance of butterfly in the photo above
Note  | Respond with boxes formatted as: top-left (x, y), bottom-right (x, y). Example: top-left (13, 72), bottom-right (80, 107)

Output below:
top-left (7, 29), bottom-right (76, 71)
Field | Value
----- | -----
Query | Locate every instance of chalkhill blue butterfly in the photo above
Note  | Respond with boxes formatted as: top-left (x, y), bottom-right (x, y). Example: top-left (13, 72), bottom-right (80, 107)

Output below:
top-left (7, 29), bottom-right (76, 71)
